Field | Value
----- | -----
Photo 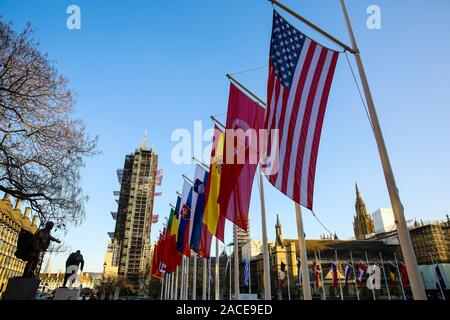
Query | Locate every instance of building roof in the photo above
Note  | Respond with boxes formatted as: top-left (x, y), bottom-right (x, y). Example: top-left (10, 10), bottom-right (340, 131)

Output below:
top-left (282, 238), bottom-right (401, 260)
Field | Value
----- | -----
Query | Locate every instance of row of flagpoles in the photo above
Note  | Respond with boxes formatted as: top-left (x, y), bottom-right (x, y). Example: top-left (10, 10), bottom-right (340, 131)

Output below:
top-left (151, 0), bottom-right (428, 300)
top-left (157, 247), bottom-right (446, 300)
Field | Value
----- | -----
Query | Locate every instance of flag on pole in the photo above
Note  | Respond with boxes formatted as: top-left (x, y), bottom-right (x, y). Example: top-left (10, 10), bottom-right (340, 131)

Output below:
top-left (217, 83), bottom-right (265, 231)
top-left (198, 221), bottom-right (213, 258)
top-left (344, 263), bottom-right (352, 288)
top-left (224, 254), bottom-right (231, 290)
top-left (152, 214), bottom-right (159, 224)
top-left (177, 180), bottom-right (193, 256)
top-left (435, 264), bottom-right (447, 290)
top-left (203, 127), bottom-right (226, 241)
top-left (279, 261), bottom-right (286, 289)
top-left (296, 257), bottom-right (302, 285)
top-left (389, 263), bottom-right (398, 288)
top-left (313, 260), bottom-right (320, 288)
top-left (161, 226), bottom-right (170, 265)
top-left (401, 262), bottom-right (409, 288)
top-left (189, 165), bottom-right (209, 254)
top-left (164, 207), bottom-right (182, 272)
top-left (209, 263), bottom-right (214, 289)
top-left (172, 196), bottom-right (181, 241)
top-left (243, 258), bottom-right (250, 287)
top-left (264, 11), bottom-right (339, 209)
top-left (331, 262), bottom-right (338, 289)
top-left (151, 237), bottom-right (162, 278)
top-left (357, 262), bottom-right (367, 287)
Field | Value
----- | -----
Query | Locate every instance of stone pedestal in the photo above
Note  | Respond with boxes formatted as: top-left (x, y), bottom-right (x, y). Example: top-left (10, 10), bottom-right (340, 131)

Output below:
top-left (54, 287), bottom-right (81, 300)
top-left (2, 277), bottom-right (40, 300)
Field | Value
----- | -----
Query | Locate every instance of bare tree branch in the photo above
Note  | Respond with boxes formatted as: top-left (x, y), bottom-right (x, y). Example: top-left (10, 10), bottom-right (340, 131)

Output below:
top-left (0, 20), bottom-right (98, 231)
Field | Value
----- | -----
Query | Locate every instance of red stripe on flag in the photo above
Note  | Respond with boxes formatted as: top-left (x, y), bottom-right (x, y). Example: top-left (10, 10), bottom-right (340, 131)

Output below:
top-left (280, 42), bottom-right (317, 195)
top-left (293, 47), bottom-right (328, 203)
top-left (306, 52), bottom-right (339, 208)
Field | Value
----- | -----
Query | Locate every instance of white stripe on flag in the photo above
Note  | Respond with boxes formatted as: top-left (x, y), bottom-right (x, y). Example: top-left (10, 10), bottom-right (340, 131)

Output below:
top-left (285, 45), bottom-right (323, 199)
top-left (274, 38), bottom-right (312, 191)
top-left (300, 50), bottom-right (336, 203)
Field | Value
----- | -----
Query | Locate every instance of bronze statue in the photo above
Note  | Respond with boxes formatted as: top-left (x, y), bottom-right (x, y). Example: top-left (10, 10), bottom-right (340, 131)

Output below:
top-left (63, 250), bottom-right (84, 287)
top-left (15, 221), bottom-right (61, 277)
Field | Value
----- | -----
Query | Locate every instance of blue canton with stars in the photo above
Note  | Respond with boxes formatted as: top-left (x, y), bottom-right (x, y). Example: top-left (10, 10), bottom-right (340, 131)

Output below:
top-left (270, 11), bottom-right (307, 88)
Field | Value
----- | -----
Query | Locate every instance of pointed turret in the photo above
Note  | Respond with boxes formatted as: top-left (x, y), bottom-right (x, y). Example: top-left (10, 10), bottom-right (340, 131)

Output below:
top-left (355, 182), bottom-right (362, 200)
top-left (275, 214), bottom-right (284, 248)
top-left (353, 183), bottom-right (375, 240)
top-left (141, 130), bottom-right (148, 150)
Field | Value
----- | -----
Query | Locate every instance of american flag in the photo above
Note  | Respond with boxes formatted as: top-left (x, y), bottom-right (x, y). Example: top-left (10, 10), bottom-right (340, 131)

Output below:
top-left (264, 11), bottom-right (339, 209)
top-left (152, 214), bottom-right (159, 224)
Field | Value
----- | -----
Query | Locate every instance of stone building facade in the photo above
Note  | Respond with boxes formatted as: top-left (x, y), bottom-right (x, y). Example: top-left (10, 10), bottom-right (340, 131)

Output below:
top-left (0, 193), bottom-right (39, 297)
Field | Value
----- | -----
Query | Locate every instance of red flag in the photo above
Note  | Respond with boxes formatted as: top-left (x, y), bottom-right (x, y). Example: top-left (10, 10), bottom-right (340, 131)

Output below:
top-left (218, 83), bottom-right (265, 231)
top-left (401, 263), bottom-right (409, 288)
top-left (313, 261), bottom-right (320, 288)
top-left (198, 224), bottom-right (212, 258)
top-left (151, 237), bottom-right (162, 278)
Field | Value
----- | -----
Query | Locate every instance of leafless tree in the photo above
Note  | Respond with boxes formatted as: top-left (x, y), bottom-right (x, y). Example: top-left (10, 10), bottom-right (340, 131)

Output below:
top-left (0, 20), bottom-right (98, 229)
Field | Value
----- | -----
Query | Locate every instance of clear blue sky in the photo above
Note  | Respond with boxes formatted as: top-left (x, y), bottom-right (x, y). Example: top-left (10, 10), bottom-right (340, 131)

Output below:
top-left (1, 0), bottom-right (449, 272)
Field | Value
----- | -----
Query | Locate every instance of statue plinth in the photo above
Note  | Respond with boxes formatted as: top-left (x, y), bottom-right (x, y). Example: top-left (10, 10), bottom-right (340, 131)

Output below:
top-left (2, 277), bottom-right (40, 300)
top-left (54, 287), bottom-right (81, 300)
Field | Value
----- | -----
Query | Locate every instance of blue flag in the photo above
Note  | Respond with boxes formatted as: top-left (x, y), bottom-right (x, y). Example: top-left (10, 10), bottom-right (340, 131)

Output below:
top-left (176, 180), bottom-right (193, 255)
top-left (436, 264), bottom-right (447, 290)
top-left (243, 258), bottom-right (250, 287)
top-left (344, 263), bottom-right (352, 288)
top-left (189, 165), bottom-right (208, 253)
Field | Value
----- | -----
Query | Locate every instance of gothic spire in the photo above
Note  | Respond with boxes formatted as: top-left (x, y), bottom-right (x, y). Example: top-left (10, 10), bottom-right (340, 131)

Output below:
top-left (353, 183), bottom-right (375, 240)
top-left (355, 182), bottom-right (361, 200)
top-left (141, 130), bottom-right (148, 149)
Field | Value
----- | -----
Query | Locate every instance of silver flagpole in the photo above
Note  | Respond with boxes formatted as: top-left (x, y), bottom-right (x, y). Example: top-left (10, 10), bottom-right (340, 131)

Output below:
top-left (233, 225), bottom-right (240, 300)
top-left (285, 246), bottom-right (291, 300)
top-left (215, 237), bottom-right (220, 300)
top-left (169, 273), bottom-right (172, 300)
top-left (340, 0), bottom-right (426, 300)
top-left (431, 256), bottom-right (446, 301)
top-left (249, 257), bottom-right (252, 294)
top-left (208, 257), bottom-right (211, 300)
top-left (394, 253), bottom-right (406, 300)
top-left (258, 165), bottom-right (272, 300)
top-left (167, 273), bottom-right (171, 300)
top-left (166, 273), bottom-right (170, 300)
top-left (365, 252), bottom-right (376, 300)
top-left (229, 251), bottom-right (232, 300)
top-left (193, 253), bottom-right (197, 300)
top-left (318, 250), bottom-right (326, 300)
top-left (160, 273), bottom-right (165, 300)
top-left (379, 252), bottom-right (391, 300)
top-left (286, 260), bottom-right (291, 300)
top-left (203, 258), bottom-right (207, 300)
top-left (349, 251), bottom-right (360, 300)
top-left (165, 273), bottom-right (169, 300)
top-left (175, 266), bottom-right (179, 300)
top-left (335, 250), bottom-right (344, 300)
top-left (171, 272), bottom-right (174, 300)
top-left (185, 255), bottom-right (190, 300)
top-left (180, 257), bottom-right (184, 300)
top-left (295, 204), bottom-right (312, 300)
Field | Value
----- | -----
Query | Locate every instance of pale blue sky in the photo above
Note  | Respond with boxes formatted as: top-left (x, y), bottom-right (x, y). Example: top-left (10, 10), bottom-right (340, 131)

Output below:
top-left (1, 0), bottom-right (449, 272)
